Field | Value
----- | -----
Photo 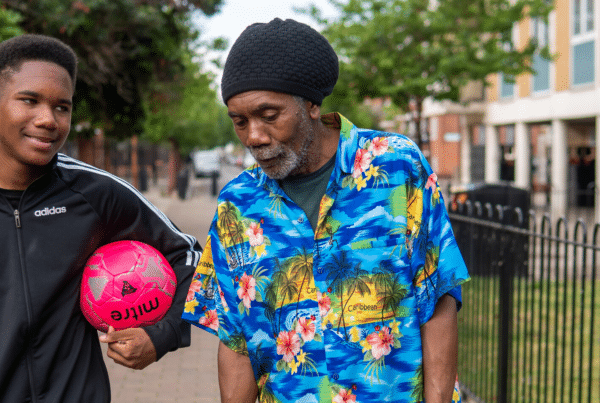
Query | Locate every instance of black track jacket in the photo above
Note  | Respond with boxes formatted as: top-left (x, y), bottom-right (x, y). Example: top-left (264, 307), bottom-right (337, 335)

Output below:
top-left (0, 154), bottom-right (201, 403)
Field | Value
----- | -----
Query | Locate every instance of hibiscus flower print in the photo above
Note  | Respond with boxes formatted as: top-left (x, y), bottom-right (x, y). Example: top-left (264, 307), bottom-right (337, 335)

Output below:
top-left (317, 291), bottom-right (331, 317)
top-left (333, 388), bottom-right (357, 403)
top-left (276, 330), bottom-right (301, 363)
top-left (425, 173), bottom-right (438, 190)
top-left (218, 284), bottom-right (229, 311)
top-left (366, 326), bottom-right (394, 360)
top-left (368, 136), bottom-right (389, 156)
top-left (296, 317), bottom-right (316, 342)
top-left (186, 280), bottom-right (203, 302)
top-left (352, 149), bottom-right (372, 178)
top-left (199, 309), bottom-right (219, 331)
top-left (237, 272), bottom-right (256, 309)
top-left (245, 222), bottom-right (264, 246)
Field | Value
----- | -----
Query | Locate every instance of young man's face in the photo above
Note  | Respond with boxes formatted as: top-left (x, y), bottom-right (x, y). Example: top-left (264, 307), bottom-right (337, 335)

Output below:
top-left (227, 90), bottom-right (320, 180)
top-left (0, 60), bottom-right (73, 174)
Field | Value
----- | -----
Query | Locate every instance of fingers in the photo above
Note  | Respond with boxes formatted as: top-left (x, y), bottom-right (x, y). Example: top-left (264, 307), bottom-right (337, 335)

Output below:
top-left (100, 326), bottom-right (136, 344)
top-left (100, 327), bottom-right (157, 370)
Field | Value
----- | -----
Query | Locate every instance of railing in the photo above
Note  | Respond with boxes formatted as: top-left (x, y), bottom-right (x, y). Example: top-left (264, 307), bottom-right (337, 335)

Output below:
top-left (449, 201), bottom-right (599, 403)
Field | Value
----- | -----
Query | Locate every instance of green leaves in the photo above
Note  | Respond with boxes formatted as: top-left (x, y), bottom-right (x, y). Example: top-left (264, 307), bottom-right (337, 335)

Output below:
top-left (2, 0), bottom-right (227, 147)
top-left (0, 8), bottom-right (23, 41)
top-left (306, 0), bottom-right (552, 146)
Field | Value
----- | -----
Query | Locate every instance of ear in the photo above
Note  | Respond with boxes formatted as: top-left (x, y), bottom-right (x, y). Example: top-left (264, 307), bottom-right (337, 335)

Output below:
top-left (307, 101), bottom-right (321, 121)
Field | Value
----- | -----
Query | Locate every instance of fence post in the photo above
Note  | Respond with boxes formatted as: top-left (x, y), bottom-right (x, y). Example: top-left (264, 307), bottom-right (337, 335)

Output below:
top-left (497, 208), bottom-right (517, 403)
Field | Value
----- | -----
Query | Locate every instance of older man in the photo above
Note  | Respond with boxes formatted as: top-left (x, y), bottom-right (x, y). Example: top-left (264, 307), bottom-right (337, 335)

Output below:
top-left (183, 18), bottom-right (469, 403)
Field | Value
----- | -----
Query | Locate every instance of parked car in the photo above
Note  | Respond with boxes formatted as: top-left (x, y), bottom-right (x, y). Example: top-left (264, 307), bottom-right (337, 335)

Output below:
top-left (191, 150), bottom-right (220, 179)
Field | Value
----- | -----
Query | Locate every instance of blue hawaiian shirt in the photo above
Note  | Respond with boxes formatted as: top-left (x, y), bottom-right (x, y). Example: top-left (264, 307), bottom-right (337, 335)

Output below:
top-left (183, 113), bottom-right (470, 402)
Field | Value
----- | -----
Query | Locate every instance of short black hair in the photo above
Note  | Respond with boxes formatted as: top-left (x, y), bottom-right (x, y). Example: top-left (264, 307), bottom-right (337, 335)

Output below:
top-left (0, 34), bottom-right (77, 83)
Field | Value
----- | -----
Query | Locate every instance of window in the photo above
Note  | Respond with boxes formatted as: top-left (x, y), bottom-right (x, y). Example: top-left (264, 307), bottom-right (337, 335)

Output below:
top-left (500, 73), bottom-right (515, 98)
top-left (532, 17), bottom-right (550, 92)
top-left (572, 0), bottom-right (595, 86)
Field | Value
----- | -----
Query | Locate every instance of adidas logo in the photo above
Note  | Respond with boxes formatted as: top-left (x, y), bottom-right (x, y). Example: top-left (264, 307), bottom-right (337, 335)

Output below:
top-left (34, 206), bottom-right (67, 217)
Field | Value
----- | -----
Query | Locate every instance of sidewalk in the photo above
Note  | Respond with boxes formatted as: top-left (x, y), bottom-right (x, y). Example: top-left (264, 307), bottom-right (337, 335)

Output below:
top-left (102, 182), bottom-right (222, 403)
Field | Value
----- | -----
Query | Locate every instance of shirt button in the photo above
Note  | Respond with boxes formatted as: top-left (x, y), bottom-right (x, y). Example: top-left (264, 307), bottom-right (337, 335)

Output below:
top-left (317, 267), bottom-right (323, 274)
top-left (298, 217), bottom-right (304, 223)
top-left (332, 373), bottom-right (339, 380)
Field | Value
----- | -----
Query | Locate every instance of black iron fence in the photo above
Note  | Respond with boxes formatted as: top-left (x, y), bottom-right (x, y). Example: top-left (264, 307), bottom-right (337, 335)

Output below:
top-left (449, 201), bottom-right (599, 403)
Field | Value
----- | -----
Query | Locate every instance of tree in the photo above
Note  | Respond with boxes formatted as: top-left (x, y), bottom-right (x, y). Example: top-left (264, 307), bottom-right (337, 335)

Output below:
top-left (0, 6), bottom-right (23, 41)
top-left (143, 56), bottom-right (235, 156)
top-left (305, 0), bottom-right (553, 148)
top-left (2, 0), bottom-right (224, 140)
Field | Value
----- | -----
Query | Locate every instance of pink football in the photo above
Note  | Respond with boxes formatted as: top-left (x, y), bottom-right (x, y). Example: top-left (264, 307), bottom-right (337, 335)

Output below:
top-left (80, 240), bottom-right (177, 332)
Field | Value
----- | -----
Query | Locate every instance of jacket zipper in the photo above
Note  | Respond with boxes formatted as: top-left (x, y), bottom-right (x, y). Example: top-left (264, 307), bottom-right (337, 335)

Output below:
top-left (14, 209), bottom-right (21, 228)
top-left (13, 207), bottom-right (39, 402)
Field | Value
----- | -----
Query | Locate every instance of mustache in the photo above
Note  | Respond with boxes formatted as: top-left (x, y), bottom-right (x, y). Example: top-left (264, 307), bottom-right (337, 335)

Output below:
top-left (249, 146), bottom-right (283, 160)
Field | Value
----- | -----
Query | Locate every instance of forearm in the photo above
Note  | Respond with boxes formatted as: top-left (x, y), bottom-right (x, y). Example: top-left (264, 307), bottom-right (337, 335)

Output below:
top-left (218, 341), bottom-right (258, 403)
top-left (144, 260), bottom-right (195, 359)
top-left (421, 293), bottom-right (458, 403)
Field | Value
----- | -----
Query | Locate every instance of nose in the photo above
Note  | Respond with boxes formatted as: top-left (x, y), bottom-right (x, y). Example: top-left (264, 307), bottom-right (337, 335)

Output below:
top-left (33, 105), bottom-right (58, 130)
top-left (244, 120), bottom-right (270, 148)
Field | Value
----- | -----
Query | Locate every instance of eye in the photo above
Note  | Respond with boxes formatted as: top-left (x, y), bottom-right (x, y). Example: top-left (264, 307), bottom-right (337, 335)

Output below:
top-left (262, 113), bottom-right (277, 122)
top-left (21, 97), bottom-right (36, 105)
top-left (232, 118), bottom-right (247, 129)
top-left (56, 105), bottom-right (71, 113)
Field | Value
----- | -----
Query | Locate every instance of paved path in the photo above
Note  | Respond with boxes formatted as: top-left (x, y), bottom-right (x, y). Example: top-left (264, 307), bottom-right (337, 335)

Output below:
top-left (102, 181), bottom-right (222, 402)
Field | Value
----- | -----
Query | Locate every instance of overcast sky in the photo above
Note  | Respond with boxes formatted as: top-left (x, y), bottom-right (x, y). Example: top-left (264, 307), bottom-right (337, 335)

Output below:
top-left (193, 0), bottom-right (339, 81)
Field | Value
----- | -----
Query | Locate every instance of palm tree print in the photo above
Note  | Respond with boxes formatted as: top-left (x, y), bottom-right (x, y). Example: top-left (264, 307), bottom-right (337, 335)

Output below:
top-left (217, 201), bottom-right (244, 246)
top-left (267, 258), bottom-right (297, 335)
top-left (324, 252), bottom-right (351, 337)
top-left (226, 331), bottom-right (248, 356)
top-left (266, 187), bottom-right (285, 218)
top-left (324, 251), bottom-right (353, 340)
top-left (217, 201), bottom-right (246, 267)
top-left (373, 262), bottom-right (408, 325)
top-left (257, 373), bottom-right (279, 403)
top-left (289, 247), bottom-right (313, 316)
top-left (249, 342), bottom-right (275, 382)
top-left (337, 262), bottom-right (371, 330)
top-left (410, 363), bottom-right (424, 402)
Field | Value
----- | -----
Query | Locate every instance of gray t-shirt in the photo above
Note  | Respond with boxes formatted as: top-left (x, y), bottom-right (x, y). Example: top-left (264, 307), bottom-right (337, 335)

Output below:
top-left (279, 154), bottom-right (336, 232)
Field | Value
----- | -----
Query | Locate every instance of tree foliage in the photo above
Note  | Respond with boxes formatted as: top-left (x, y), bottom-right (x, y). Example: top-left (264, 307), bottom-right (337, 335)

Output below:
top-left (0, 6), bottom-right (23, 41)
top-left (143, 56), bottom-right (236, 156)
top-left (1, 0), bottom-right (224, 146)
top-left (305, 0), bottom-right (553, 147)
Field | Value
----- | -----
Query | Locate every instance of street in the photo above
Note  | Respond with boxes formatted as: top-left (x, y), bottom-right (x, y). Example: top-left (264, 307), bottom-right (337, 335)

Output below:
top-left (103, 164), bottom-right (242, 402)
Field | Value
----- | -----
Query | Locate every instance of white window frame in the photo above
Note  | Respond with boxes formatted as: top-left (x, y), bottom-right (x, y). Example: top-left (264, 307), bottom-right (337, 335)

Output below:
top-left (499, 22), bottom-right (519, 99)
top-left (571, 0), bottom-right (596, 87)
top-left (530, 15), bottom-right (552, 95)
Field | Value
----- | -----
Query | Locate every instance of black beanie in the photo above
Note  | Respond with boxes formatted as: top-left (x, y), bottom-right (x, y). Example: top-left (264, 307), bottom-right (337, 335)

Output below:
top-left (221, 18), bottom-right (339, 105)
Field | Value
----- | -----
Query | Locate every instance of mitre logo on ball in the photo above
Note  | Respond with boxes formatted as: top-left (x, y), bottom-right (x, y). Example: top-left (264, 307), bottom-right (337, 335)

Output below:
top-left (80, 240), bottom-right (177, 332)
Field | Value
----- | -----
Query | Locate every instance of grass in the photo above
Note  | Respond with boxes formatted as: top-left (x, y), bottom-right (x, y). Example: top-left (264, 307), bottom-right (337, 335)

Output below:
top-left (458, 275), bottom-right (600, 403)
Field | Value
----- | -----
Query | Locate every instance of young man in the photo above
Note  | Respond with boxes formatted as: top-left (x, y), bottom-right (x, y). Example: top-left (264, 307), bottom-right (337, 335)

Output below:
top-left (183, 18), bottom-right (470, 403)
top-left (0, 34), bottom-right (201, 402)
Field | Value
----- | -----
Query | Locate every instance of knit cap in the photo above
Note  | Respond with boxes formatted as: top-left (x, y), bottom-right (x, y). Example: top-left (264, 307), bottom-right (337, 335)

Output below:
top-left (221, 18), bottom-right (339, 105)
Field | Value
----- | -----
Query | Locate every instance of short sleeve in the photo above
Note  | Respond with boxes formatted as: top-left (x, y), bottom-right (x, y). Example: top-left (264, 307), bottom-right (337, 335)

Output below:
top-left (411, 155), bottom-right (470, 326)
top-left (182, 225), bottom-right (241, 346)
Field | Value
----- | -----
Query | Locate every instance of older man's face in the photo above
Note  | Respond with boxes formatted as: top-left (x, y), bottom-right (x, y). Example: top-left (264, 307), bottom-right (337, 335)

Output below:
top-left (227, 90), bottom-right (318, 180)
